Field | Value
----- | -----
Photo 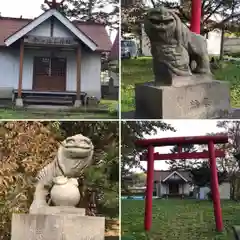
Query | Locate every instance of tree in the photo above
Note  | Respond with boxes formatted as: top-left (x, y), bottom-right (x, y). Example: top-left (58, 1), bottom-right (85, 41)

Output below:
top-left (122, 0), bottom-right (240, 36)
top-left (191, 161), bottom-right (227, 187)
top-left (121, 121), bottom-right (176, 188)
top-left (42, 0), bottom-right (119, 29)
top-left (215, 121), bottom-right (240, 199)
top-left (197, 122), bottom-right (240, 199)
top-left (166, 143), bottom-right (199, 170)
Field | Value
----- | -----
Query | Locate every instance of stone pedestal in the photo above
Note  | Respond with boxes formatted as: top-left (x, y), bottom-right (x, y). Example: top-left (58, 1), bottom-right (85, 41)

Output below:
top-left (74, 99), bottom-right (82, 107)
top-left (15, 98), bottom-right (23, 107)
top-left (135, 80), bottom-right (230, 119)
top-left (11, 209), bottom-right (105, 240)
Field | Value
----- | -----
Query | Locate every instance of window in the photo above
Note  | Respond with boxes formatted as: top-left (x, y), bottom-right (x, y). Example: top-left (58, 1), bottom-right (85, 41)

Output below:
top-left (34, 57), bottom-right (66, 77)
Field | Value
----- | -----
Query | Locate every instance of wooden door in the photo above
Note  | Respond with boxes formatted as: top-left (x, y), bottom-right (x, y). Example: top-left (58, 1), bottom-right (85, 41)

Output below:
top-left (33, 57), bottom-right (66, 92)
top-left (169, 183), bottom-right (179, 194)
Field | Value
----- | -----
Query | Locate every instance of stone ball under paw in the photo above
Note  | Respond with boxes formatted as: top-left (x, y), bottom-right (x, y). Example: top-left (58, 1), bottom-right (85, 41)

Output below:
top-left (50, 176), bottom-right (80, 207)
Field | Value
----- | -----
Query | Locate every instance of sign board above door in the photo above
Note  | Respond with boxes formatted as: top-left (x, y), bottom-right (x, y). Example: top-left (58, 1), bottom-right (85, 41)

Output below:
top-left (24, 36), bottom-right (78, 46)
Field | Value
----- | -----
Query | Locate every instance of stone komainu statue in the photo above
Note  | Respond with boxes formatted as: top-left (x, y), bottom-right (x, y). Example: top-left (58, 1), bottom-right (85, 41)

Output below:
top-left (29, 134), bottom-right (94, 213)
top-left (144, 7), bottom-right (212, 85)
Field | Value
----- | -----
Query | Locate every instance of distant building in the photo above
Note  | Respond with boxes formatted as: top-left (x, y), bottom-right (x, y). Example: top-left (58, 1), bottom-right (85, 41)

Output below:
top-left (154, 170), bottom-right (192, 198)
top-left (154, 170), bottom-right (231, 199)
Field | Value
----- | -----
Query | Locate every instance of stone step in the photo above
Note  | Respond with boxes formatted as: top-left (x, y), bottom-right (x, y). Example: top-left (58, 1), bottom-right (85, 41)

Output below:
top-left (23, 97), bottom-right (73, 106)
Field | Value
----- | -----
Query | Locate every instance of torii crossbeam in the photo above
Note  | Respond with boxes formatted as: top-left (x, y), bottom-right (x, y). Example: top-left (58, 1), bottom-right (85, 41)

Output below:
top-left (135, 135), bottom-right (228, 232)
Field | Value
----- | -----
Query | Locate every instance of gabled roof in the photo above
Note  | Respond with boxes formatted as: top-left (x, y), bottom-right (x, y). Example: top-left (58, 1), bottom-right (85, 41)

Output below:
top-left (162, 171), bottom-right (188, 182)
top-left (109, 31), bottom-right (119, 60)
top-left (154, 170), bottom-right (192, 182)
top-left (4, 9), bottom-right (97, 51)
top-left (0, 13), bottom-right (112, 52)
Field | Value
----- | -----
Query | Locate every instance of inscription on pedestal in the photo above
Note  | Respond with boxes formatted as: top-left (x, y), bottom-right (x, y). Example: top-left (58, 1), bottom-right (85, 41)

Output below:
top-left (190, 98), bottom-right (211, 110)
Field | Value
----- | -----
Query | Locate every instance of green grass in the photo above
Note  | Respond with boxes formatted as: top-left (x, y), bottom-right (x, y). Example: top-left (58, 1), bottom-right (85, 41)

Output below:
top-left (121, 199), bottom-right (240, 240)
top-left (0, 100), bottom-right (118, 119)
top-left (121, 57), bottom-right (240, 113)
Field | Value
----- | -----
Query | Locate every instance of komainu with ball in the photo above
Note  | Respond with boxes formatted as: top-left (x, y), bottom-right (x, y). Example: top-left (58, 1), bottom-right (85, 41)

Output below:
top-left (29, 134), bottom-right (94, 213)
top-left (144, 6), bottom-right (212, 85)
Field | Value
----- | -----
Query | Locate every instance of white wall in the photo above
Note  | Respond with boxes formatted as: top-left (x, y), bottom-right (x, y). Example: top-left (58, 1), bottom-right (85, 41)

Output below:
top-left (224, 38), bottom-right (240, 54)
top-left (28, 19), bottom-right (51, 37)
top-left (206, 30), bottom-right (221, 56)
top-left (0, 48), bottom-right (19, 88)
top-left (28, 18), bottom-right (73, 38)
top-left (161, 183), bottom-right (168, 195)
top-left (219, 182), bottom-right (231, 199)
top-left (198, 182), bottom-right (231, 200)
top-left (0, 17), bottom-right (102, 99)
top-left (179, 183), bottom-right (190, 195)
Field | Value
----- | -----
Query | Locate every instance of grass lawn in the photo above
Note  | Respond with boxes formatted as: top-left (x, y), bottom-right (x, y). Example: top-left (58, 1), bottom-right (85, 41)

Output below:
top-left (121, 57), bottom-right (240, 113)
top-left (121, 199), bottom-right (240, 240)
top-left (0, 100), bottom-right (118, 119)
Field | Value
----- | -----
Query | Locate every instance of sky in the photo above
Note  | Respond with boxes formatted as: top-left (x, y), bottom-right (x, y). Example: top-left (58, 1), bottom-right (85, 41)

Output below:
top-left (0, 0), bottom-right (117, 42)
top-left (133, 120), bottom-right (226, 172)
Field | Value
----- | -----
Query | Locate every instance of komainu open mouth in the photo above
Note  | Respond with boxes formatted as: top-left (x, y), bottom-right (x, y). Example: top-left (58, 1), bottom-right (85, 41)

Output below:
top-left (149, 17), bottom-right (174, 25)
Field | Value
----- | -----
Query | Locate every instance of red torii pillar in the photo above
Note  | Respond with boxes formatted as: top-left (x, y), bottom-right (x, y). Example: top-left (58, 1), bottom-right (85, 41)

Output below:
top-left (135, 135), bottom-right (228, 232)
top-left (190, 0), bottom-right (201, 34)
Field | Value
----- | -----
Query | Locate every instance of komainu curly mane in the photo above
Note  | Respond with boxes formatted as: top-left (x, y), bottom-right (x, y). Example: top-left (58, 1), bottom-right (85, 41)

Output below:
top-left (144, 6), bottom-right (211, 85)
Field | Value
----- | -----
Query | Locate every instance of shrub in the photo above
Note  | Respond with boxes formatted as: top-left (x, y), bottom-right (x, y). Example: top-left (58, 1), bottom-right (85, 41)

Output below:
top-left (207, 191), bottom-right (212, 200)
top-left (121, 84), bottom-right (135, 112)
top-left (0, 121), bottom-right (59, 239)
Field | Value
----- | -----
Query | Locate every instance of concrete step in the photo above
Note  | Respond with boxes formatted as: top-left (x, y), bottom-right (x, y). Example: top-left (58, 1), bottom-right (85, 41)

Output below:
top-left (22, 93), bottom-right (74, 106)
top-left (24, 95), bottom-right (73, 100)
top-left (23, 98), bottom-right (73, 105)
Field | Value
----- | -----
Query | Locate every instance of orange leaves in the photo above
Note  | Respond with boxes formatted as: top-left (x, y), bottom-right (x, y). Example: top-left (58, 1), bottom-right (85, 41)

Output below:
top-left (0, 121), bottom-right (59, 238)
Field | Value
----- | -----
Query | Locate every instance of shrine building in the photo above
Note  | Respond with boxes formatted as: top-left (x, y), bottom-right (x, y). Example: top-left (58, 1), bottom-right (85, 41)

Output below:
top-left (0, 0), bottom-right (112, 106)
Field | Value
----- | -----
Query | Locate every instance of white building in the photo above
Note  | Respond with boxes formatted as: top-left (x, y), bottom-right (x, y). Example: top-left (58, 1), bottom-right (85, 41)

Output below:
top-left (0, 7), bottom-right (112, 106)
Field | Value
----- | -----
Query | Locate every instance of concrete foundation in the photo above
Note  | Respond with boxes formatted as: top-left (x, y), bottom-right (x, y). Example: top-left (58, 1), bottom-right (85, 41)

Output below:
top-left (135, 80), bottom-right (230, 119)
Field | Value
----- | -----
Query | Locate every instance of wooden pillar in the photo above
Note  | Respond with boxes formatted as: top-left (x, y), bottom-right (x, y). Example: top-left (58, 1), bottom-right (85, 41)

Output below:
top-left (18, 39), bottom-right (24, 98)
top-left (76, 45), bottom-right (81, 101)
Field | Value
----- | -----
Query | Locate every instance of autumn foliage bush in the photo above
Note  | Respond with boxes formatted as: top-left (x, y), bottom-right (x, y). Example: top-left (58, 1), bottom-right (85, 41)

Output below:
top-left (0, 121), bottom-right (59, 239)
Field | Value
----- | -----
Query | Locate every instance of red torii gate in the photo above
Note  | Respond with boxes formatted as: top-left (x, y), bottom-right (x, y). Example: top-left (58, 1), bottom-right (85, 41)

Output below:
top-left (190, 0), bottom-right (201, 34)
top-left (135, 135), bottom-right (228, 232)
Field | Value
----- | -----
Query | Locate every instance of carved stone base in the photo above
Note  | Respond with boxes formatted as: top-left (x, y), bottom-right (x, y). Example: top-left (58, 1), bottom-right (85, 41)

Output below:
top-left (11, 212), bottom-right (105, 240)
top-left (135, 80), bottom-right (230, 119)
